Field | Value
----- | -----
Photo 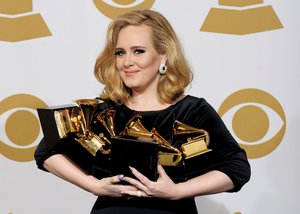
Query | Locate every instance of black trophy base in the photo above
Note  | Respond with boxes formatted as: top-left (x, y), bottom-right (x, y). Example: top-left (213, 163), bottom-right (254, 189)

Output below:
top-left (37, 104), bottom-right (77, 150)
top-left (110, 137), bottom-right (159, 181)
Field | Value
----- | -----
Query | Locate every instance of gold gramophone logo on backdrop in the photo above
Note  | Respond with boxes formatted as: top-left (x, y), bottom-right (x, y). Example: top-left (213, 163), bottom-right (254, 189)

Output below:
top-left (218, 88), bottom-right (286, 159)
top-left (93, 0), bottom-right (155, 19)
top-left (0, 0), bottom-right (52, 42)
top-left (200, 0), bottom-right (283, 35)
top-left (0, 94), bottom-right (47, 161)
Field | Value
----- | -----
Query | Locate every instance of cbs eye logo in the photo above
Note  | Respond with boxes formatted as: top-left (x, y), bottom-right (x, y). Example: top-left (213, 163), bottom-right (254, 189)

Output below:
top-left (93, 0), bottom-right (155, 19)
top-left (0, 94), bottom-right (47, 162)
top-left (218, 88), bottom-right (286, 159)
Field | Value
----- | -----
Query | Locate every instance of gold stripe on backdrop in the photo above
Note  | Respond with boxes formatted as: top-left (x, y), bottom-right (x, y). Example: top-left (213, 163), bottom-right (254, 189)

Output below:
top-left (0, 0), bottom-right (32, 15)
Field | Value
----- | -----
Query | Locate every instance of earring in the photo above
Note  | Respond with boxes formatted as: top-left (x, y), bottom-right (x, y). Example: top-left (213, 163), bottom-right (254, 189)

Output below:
top-left (159, 64), bottom-right (167, 75)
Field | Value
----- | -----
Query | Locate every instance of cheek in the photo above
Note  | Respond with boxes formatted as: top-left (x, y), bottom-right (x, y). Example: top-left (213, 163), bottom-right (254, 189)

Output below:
top-left (115, 59), bottom-right (122, 71)
top-left (137, 56), bottom-right (159, 69)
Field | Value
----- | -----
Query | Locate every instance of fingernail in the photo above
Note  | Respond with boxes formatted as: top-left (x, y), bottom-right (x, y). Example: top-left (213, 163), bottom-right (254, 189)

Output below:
top-left (118, 174), bottom-right (125, 181)
top-left (129, 166), bottom-right (134, 171)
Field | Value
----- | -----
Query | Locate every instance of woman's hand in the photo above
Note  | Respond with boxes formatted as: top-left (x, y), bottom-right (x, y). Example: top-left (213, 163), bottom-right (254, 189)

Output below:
top-left (90, 175), bottom-right (138, 197)
top-left (44, 154), bottom-right (234, 200)
top-left (121, 164), bottom-right (183, 200)
top-left (44, 153), bottom-right (138, 198)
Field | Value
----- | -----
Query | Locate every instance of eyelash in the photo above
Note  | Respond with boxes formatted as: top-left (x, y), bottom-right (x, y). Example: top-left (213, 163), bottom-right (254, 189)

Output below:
top-left (133, 49), bottom-right (145, 54)
top-left (114, 50), bottom-right (124, 56)
top-left (114, 49), bottom-right (145, 57)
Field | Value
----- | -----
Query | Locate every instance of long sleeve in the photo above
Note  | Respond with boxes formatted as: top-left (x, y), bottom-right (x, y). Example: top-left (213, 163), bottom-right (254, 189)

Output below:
top-left (190, 98), bottom-right (251, 192)
top-left (34, 138), bottom-right (60, 171)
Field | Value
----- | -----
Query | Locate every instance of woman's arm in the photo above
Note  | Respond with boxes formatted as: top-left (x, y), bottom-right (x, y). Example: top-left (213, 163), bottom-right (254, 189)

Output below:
top-left (43, 154), bottom-right (137, 197)
top-left (123, 164), bottom-right (233, 200)
top-left (173, 170), bottom-right (234, 199)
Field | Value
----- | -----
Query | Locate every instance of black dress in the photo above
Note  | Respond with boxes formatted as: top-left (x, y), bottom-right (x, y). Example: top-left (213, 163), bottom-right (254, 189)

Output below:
top-left (34, 95), bottom-right (251, 214)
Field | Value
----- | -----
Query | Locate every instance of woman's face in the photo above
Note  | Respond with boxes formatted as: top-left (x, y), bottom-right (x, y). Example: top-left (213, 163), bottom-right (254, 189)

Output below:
top-left (115, 25), bottom-right (166, 94)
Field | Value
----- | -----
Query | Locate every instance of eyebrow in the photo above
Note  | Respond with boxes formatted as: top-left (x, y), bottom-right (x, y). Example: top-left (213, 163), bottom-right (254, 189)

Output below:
top-left (115, 46), bottom-right (147, 50)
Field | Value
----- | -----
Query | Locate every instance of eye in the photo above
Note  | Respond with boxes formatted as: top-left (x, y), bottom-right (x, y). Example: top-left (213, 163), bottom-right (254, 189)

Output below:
top-left (133, 48), bottom-right (145, 55)
top-left (218, 88), bottom-right (286, 159)
top-left (114, 49), bottom-right (125, 57)
top-left (0, 94), bottom-right (47, 162)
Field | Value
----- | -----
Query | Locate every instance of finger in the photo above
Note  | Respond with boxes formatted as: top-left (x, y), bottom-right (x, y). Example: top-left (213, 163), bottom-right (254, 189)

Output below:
top-left (110, 175), bottom-right (123, 184)
top-left (129, 166), bottom-right (150, 185)
top-left (118, 174), bottom-right (126, 181)
top-left (119, 183), bottom-right (138, 193)
top-left (157, 164), bottom-right (168, 177)
top-left (124, 176), bottom-right (142, 185)
top-left (136, 190), bottom-right (142, 197)
top-left (124, 176), bottom-right (146, 191)
top-left (121, 189), bottom-right (149, 198)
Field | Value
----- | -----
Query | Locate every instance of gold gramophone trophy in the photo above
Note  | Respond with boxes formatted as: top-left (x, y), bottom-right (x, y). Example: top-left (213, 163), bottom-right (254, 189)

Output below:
top-left (173, 120), bottom-right (211, 159)
top-left (119, 114), bottom-right (182, 167)
top-left (119, 114), bottom-right (152, 139)
top-left (116, 114), bottom-right (217, 181)
top-left (37, 99), bottom-right (115, 178)
top-left (172, 120), bottom-right (224, 181)
top-left (96, 109), bottom-right (117, 137)
top-left (151, 128), bottom-right (182, 166)
top-left (71, 99), bottom-right (111, 156)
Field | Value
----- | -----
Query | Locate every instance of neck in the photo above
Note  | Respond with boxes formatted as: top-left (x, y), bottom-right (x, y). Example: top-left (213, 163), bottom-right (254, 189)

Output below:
top-left (126, 91), bottom-right (169, 111)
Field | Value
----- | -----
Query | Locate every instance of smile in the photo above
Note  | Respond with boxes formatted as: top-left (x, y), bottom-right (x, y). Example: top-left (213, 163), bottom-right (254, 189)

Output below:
top-left (123, 70), bottom-right (139, 76)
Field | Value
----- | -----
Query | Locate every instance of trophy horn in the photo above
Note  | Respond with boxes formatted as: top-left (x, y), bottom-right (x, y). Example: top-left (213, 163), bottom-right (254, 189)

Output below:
top-left (96, 109), bottom-right (116, 137)
top-left (119, 114), bottom-right (153, 139)
top-left (173, 120), bottom-right (204, 135)
top-left (173, 120), bottom-right (210, 145)
top-left (173, 120), bottom-right (211, 159)
top-left (151, 128), bottom-right (182, 166)
top-left (70, 107), bottom-right (85, 135)
top-left (151, 128), bottom-right (180, 154)
top-left (70, 98), bottom-right (106, 156)
top-left (74, 99), bottom-right (103, 131)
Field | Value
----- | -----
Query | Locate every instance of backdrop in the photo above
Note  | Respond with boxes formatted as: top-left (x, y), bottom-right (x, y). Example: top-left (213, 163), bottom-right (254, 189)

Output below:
top-left (1, 0), bottom-right (299, 213)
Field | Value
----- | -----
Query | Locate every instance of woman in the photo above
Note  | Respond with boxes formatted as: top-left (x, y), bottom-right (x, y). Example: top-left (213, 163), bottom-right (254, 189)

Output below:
top-left (35, 10), bottom-right (250, 214)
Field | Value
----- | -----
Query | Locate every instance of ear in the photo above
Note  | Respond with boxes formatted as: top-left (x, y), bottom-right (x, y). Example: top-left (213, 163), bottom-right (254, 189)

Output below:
top-left (160, 54), bottom-right (168, 65)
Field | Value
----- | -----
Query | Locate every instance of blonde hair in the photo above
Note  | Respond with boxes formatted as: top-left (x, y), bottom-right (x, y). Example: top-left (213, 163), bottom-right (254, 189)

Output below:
top-left (94, 10), bottom-right (193, 104)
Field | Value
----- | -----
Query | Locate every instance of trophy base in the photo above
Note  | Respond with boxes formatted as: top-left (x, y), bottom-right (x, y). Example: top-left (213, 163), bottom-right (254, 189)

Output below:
top-left (110, 136), bottom-right (159, 181)
top-left (37, 104), bottom-right (77, 150)
top-left (92, 165), bottom-right (111, 179)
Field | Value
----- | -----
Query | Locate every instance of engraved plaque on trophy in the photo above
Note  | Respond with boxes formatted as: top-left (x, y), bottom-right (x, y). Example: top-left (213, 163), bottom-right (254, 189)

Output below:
top-left (37, 104), bottom-right (78, 150)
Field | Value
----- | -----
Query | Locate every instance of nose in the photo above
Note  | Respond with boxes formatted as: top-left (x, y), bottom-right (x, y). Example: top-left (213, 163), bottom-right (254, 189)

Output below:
top-left (123, 53), bottom-right (134, 67)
